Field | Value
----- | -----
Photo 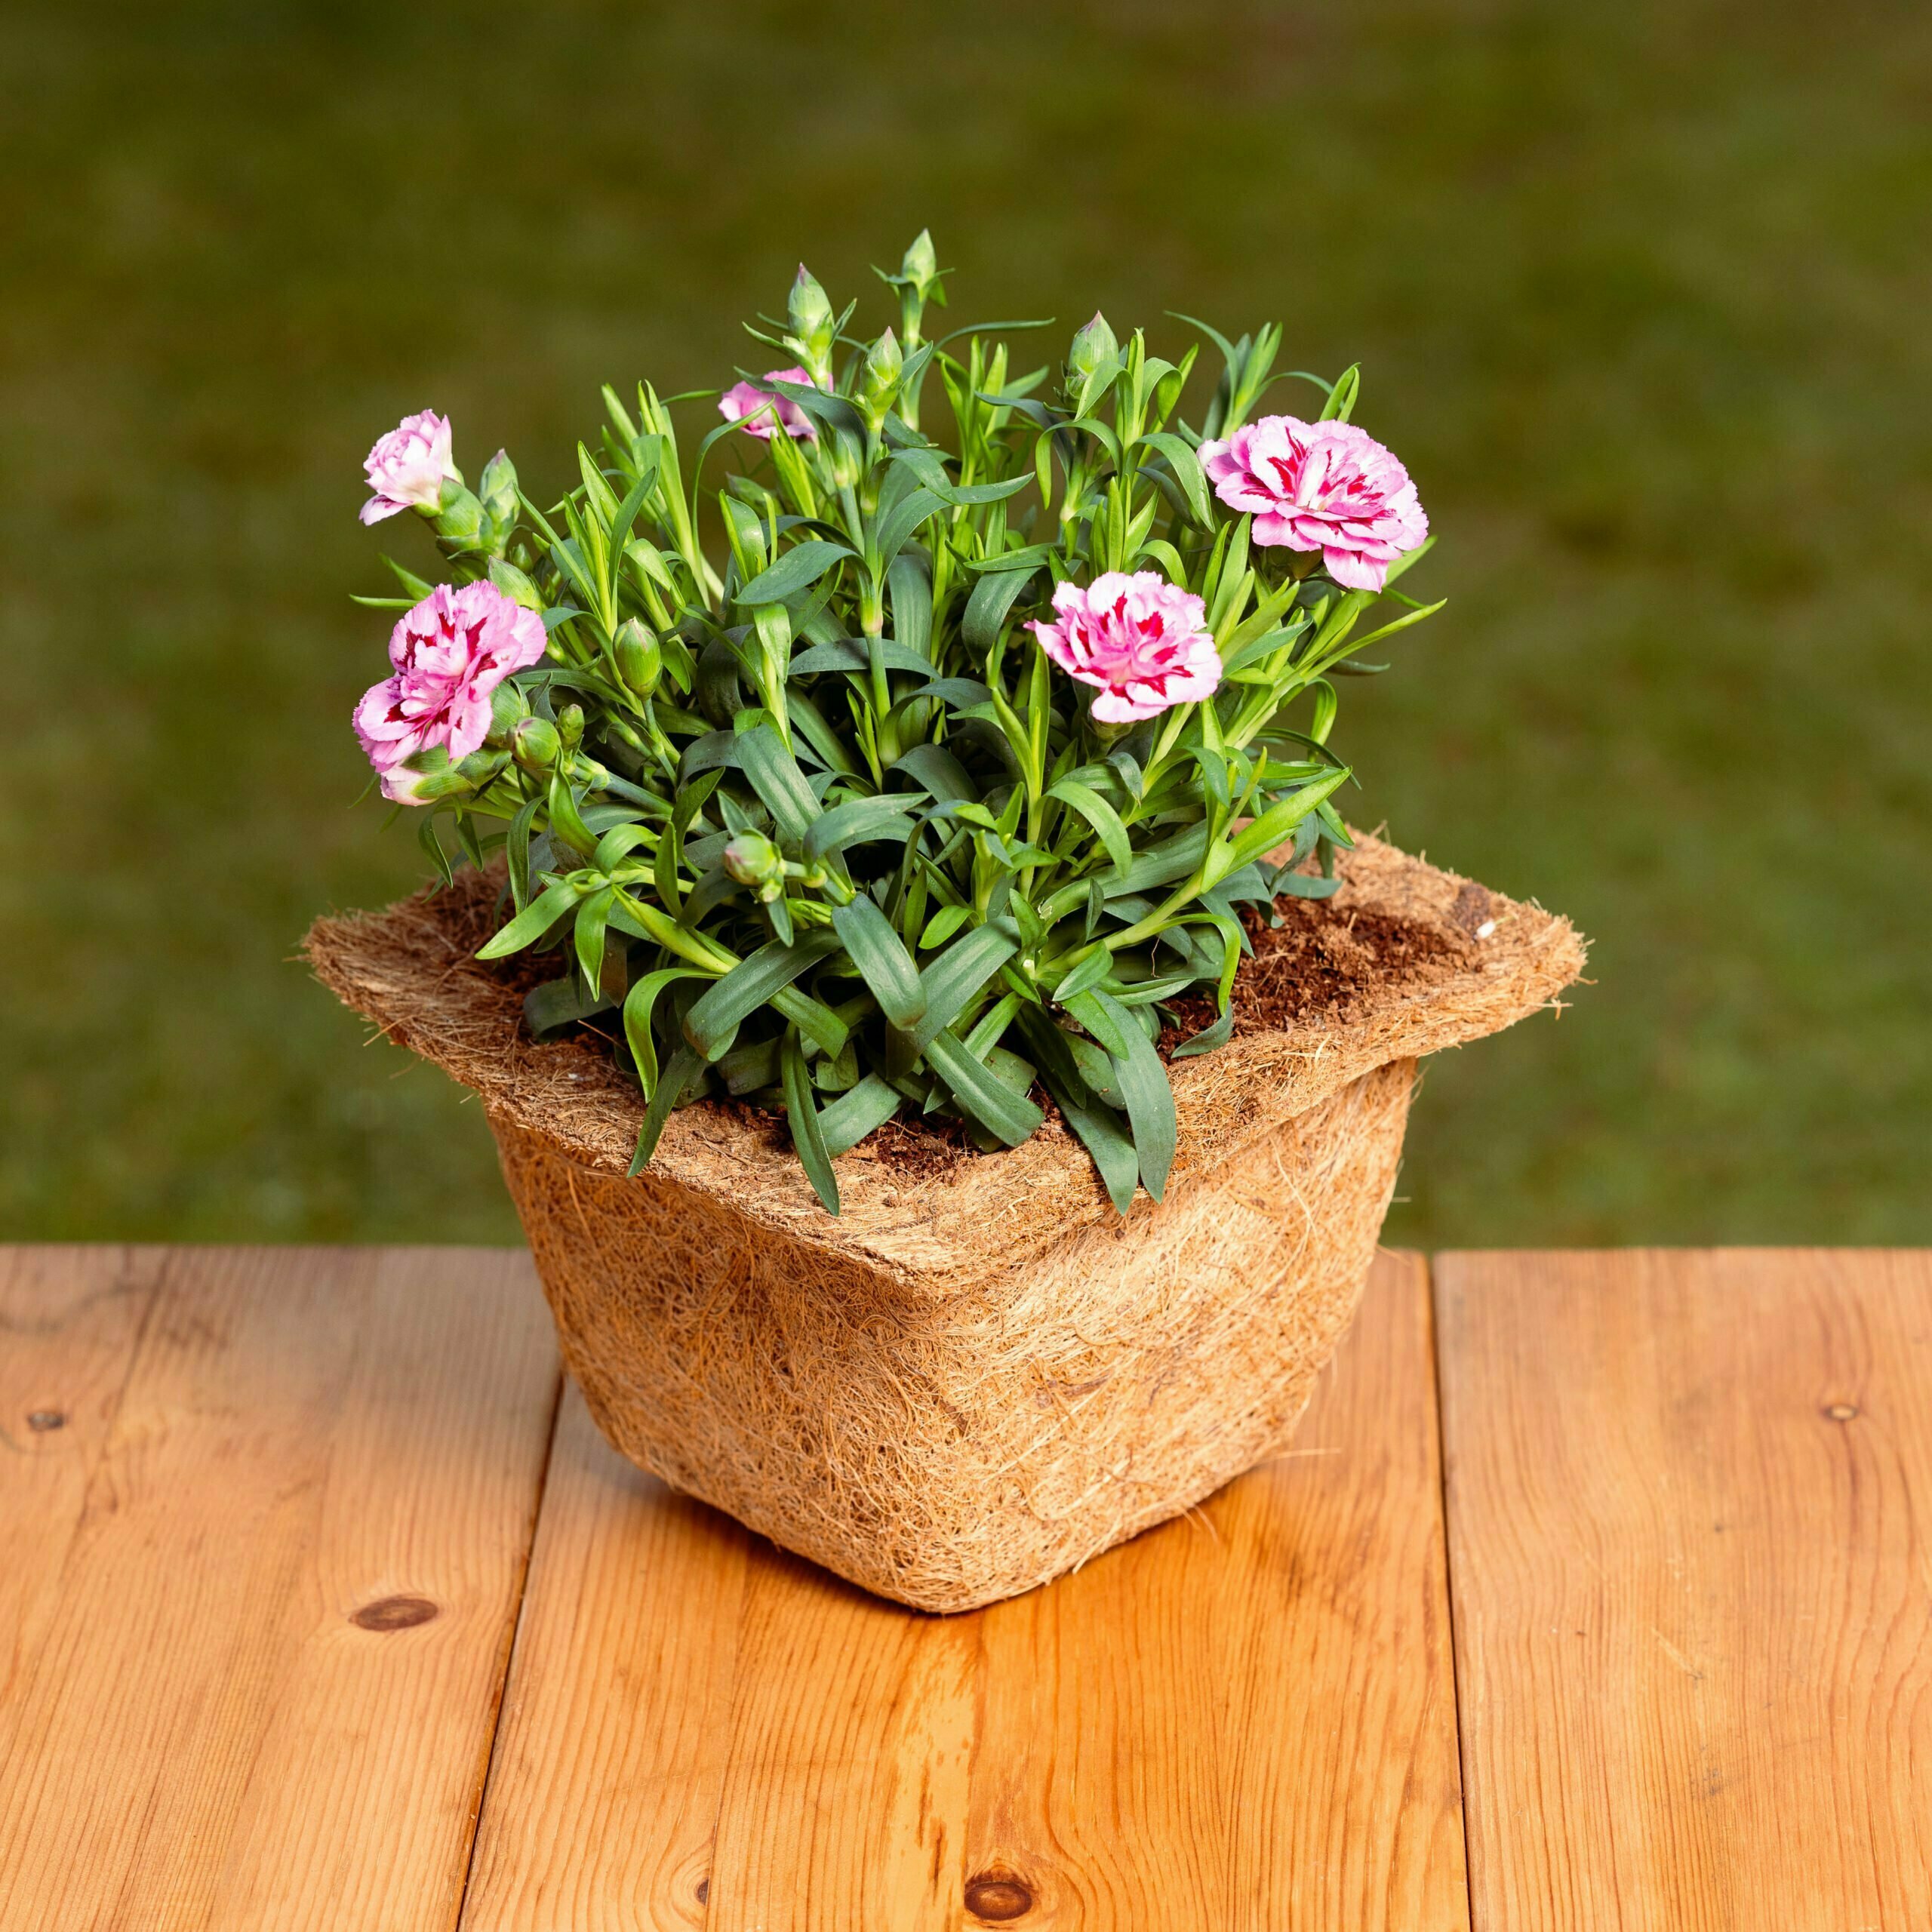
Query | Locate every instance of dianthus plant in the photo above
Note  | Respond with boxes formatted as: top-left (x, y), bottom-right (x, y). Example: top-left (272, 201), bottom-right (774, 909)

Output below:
top-left (350, 234), bottom-right (1439, 1214)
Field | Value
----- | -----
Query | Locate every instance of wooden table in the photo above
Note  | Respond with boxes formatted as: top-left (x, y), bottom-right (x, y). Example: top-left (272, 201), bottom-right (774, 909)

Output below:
top-left (2, 1247), bottom-right (1927, 1929)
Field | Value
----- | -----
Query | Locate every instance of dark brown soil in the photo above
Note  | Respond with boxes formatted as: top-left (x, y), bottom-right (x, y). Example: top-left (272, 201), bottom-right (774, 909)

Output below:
top-left (1159, 892), bottom-right (1471, 1048)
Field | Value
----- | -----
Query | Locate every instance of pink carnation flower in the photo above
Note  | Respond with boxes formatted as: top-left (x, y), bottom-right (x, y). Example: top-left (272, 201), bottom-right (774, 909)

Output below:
top-left (1198, 415), bottom-right (1427, 592)
top-left (352, 582), bottom-right (547, 803)
top-left (718, 366), bottom-right (820, 442)
top-left (1029, 571), bottom-right (1222, 724)
top-left (359, 409), bottom-right (458, 526)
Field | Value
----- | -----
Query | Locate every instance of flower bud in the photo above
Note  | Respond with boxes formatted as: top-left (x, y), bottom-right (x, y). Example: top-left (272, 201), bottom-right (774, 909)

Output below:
top-left (823, 426), bottom-right (863, 491)
top-left (857, 328), bottom-right (903, 426)
top-left (512, 714), bottom-right (561, 774)
top-left (430, 478), bottom-right (486, 552)
top-left (1067, 311), bottom-right (1118, 387)
top-left (478, 448), bottom-right (518, 552)
top-left (612, 619), bottom-right (662, 698)
top-left (486, 555), bottom-right (545, 612)
top-left (901, 229), bottom-right (938, 297)
top-left (723, 831), bottom-right (783, 890)
top-left (485, 676), bottom-right (531, 748)
top-left (556, 703), bottom-right (585, 752)
top-left (787, 264), bottom-right (837, 383)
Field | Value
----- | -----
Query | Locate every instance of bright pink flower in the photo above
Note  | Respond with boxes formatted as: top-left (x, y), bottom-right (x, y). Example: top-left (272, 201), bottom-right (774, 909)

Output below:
top-left (1029, 571), bottom-right (1222, 724)
top-left (353, 582), bottom-right (546, 803)
top-left (359, 409), bottom-right (458, 525)
top-left (1198, 415), bottom-right (1427, 592)
top-left (718, 366), bottom-right (820, 442)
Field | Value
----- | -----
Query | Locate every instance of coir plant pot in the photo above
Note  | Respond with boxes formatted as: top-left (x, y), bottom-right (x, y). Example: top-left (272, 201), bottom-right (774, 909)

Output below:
top-left (309, 832), bottom-right (1582, 1612)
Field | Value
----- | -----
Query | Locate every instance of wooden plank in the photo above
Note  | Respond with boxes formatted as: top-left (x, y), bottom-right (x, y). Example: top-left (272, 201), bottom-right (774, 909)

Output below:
top-left (463, 1250), bottom-right (1467, 1932)
top-left (459, 1384), bottom-right (980, 1931)
top-left (0, 1246), bottom-right (560, 1932)
top-left (962, 1249), bottom-right (1469, 1931)
top-left (1435, 1248), bottom-right (1932, 1931)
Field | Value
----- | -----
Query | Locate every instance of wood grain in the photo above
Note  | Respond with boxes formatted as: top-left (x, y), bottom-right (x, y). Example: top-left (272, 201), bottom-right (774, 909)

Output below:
top-left (0, 1245), bottom-right (559, 1932)
top-left (962, 1249), bottom-right (1469, 1932)
top-left (1435, 1248), bottom-right (1932, 1932)
top-left (461, 1250), bottom-right (1467, 1932)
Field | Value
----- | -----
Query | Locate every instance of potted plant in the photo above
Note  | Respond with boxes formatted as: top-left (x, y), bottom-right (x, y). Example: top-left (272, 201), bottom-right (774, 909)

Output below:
top-left (309, 236), bottom-right (1582, 1612)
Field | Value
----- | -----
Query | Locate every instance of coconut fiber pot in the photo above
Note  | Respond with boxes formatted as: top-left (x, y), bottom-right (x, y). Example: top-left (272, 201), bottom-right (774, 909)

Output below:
top-left (309, 833), bottom-right (1583, 1612)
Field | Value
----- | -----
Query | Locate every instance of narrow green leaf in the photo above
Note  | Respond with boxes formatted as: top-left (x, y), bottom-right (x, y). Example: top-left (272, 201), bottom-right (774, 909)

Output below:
top-left (622, 968), bottom-right (712, 1094)
top-left (898, 918), bottom-right (1022, 1058)
top-left (831, 894), bottom-right (927, 1029)
top-left (733, 539), bottom-right (855, 606)
top-left (804, 792), bottom-right (927, 861)
top-left (817, 1073), bottom-right (903, 1156)
top-left (924, 1028), bottom-right (1044, 1146)
top-left (1171, 1006), bottom-right (1235, 1059)
top-left (737, 724), bottom-right (822, 841)
top-left (780, 1027), bottom-right (841, 1214)
top-left (1047, 780), bottom-right (1132, 875)
top-left (1064, 987), bottom-right (1177, 1201)
top-left (1137, 431), bottom-right (1211, 525)
top-left (1220, 765), bottom-right (1353, 875)
top-left (683, 929), bottom-right (842, 1060)
top-left (627, 1041), bottom-right (703, 1175)
top-left (963, 567), bottom-right (1040, 654)
top-left (476, 877), bottom-right (580, 959)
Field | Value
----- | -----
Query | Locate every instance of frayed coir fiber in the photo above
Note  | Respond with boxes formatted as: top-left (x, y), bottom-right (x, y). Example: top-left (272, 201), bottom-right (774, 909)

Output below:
top-left (308, 833), bottom-right (1583, 1611)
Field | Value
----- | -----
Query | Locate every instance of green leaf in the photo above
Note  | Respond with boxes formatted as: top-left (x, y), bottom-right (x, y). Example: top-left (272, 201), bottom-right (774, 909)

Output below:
top-left (891, 743), bottom-right (977, 803)
top-left (924, 1028), bottom-right (1044, 1146)
top-left (733, 539), bottom-right (854, 606)
top-left (919, 903), bottom-right (971, 949)
top-left (872, 487), bottom-right (946, 569)
top-left (963, 566), bottom-right (1041, 654)
top-left (1219, 765), bottom-right (1353, 876)
top-left (1047, 780), bottom-right (1132, 875)
top-left (1063, 988), bottom-right (1177, 1201)
top-left (804, 793), bottom-right (925, 860)
top-left (780, 1027), bottom-right (841, 1214)
top-left (622, 968), bottom-right (712, 1094)
top-left (1171, 1007), bottom-right (1235, 1059)
top-left (627, 1041), bottom-right (703, 1176)
top-left (817, 1074), bottom-right (903, 1158)
top-left (771, 983), bottom-right (851, 1058)
top-left (1137, 431), bottom-right (1212, 525)
top-left (1052, 947), bottom-right (1114, 1002)
top-left (524, 974), bottom-right (612, 1044)
top-left (898, 918), bottom-right (1022, 1057)
top-left (504, 795), bottom-right (542, 912)
top-left (573, 884), bottom-right (616, 992)
top-left (683, 929), bottom-right (842, 1061)
top-left (831, 894), bottom-right (927, 1029)
top-left (476, 877), bottom-right (580, 959)
top-left (736, 724), bottom-right (822, 841)
top-left (1103, 823), bottom-right (1208, 900)
top-left (789, 637), bottom-right (936, 678)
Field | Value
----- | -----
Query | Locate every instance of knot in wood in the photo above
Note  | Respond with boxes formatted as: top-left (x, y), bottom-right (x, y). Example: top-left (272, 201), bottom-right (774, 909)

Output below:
top-left (1823, 1402), bottom-right (1859, 1423)
top-left (27, 1410), bottom-right (66, 1432)
top-left (964, 1870), bottom-right (1034, 1921)
top-left (350, 1595), bottom-right (439, 1632)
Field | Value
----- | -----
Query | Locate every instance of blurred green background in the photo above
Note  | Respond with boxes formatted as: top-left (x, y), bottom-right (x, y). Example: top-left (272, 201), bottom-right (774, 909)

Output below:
top-left (4, 0), bottom-right (1927, 1246)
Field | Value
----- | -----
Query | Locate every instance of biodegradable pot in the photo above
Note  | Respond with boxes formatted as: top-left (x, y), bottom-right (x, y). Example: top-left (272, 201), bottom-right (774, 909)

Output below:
top-left (309, 834), bottom-right (1583, 1612)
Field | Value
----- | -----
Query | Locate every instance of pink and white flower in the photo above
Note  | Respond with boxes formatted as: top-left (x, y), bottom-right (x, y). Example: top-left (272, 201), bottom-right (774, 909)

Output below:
top-left (718, 366), bottom-right (820, 442)
top-left (359, 409), bottom-right (458, 525)
top-left (1198, 415), bottom-right (1427, 592)
top-left (1029, 571), bottom-right (1222, 724)
top-left (353, 581), bottom-right (547, 803)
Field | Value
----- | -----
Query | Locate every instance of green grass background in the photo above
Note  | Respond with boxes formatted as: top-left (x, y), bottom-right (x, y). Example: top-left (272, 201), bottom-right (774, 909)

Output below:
top-left (4, 0), bottom-right (1927, 1245)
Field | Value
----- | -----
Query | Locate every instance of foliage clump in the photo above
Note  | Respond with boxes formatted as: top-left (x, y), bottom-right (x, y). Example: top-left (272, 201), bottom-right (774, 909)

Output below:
top-left (349, 235), bottom-right (1439, 1213)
